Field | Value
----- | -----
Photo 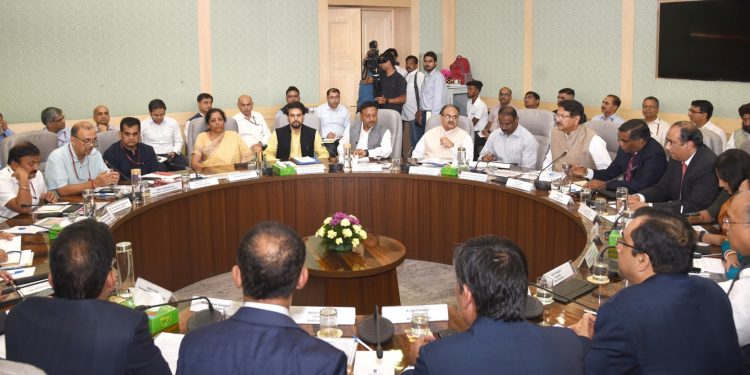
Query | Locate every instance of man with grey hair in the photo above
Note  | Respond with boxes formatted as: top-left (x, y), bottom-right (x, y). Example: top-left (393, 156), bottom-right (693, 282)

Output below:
top-left (41, 107), bottom-right (71, 146)
top-left (92, 105), bottom-right (114, 132)
top-left (45, 121), bottom-right (118, 196)
top-left (0, 112), bottom-right (15, 142)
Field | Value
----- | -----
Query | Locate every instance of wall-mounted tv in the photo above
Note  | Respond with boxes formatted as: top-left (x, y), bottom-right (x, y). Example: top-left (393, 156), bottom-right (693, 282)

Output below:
top-left (658, 1), bottom-right (750, 82)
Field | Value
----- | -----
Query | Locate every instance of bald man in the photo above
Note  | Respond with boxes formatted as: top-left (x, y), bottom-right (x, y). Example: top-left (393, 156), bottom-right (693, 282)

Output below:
top-left (233, 95), bottom-right (270, 154)
top-left (92, 105), bottom-right (114, 132)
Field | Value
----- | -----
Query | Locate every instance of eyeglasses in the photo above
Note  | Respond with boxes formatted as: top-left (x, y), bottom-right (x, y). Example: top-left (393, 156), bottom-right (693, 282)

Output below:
top-left (555, 114), bottom-right (573, 121)
top-left (499, 93), bottom-right (511, 97)
top-left (688, 109), bottom-right (705, 115)
top-left (74, 136), bottom-right (98, 146)
top-left (722, 216), bottom-right (750, 227)
top-left (617, 239), bottom-right (644, 253)
top-left (442, 115), bottom-right (458, 120)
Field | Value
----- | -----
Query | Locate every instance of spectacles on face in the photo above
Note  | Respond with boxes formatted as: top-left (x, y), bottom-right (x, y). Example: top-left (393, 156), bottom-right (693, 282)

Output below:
top-left (74, 136), bottom-right (98, 146)
top-left (688, 108), bottom-right (704, 115)
top-left (499, 93), bottom-right (511, 97)
top-left (617, 239), bottom-right (644, 253)
top-left (442, 114), bottom-right (458, 120)
top-left (722, 216), bottom-right (750, 227)
top-left (555, 114), bottom-right (573, 121)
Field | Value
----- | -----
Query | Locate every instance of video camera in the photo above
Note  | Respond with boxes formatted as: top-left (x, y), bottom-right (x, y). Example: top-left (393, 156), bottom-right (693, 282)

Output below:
top-left (362, 40), bottom-right (382, 97)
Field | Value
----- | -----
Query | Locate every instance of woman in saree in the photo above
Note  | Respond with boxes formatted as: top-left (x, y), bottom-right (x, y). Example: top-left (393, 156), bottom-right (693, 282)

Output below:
top-left (191, 108), bottom-right (255, 171)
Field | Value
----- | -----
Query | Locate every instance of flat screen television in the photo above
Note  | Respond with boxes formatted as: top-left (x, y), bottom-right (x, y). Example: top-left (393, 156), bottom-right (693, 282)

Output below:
top-left (658, 1), bottom-right (750, 82)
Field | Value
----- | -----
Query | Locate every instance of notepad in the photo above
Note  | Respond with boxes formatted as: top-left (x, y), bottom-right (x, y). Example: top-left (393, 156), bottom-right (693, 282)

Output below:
top-left (154, 332), bottom-right (184, 374)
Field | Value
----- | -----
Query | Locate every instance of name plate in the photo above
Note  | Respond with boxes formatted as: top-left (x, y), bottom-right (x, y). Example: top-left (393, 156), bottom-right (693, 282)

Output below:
top-left (189, 297), bottom-right (243, 316)
top-left (105, 198), bottom-right (132, 215)
top-left (227, 171), bottom-right (259, 182)
top-left (381, 304), bottom-right (449, 324)
top-left (578, 203), bottom-right (598, 222)
top-left (289, 306), bottom-right (357, 325)
top-left (583, 242), bottom-right (600, 268)
top-left (409, 166), bottom-right (441, 176)
top-left (505, 178), bottom-right (534, 192)
top-left (188, 177), bottom-right (219, 190)
top-left (542, 262), bottom-right (576, 286)
top-left (296, 165), bottom-right (326, 175)
top-left (548, 191), bottom-right (572, 206)
top-left (134, 278), bottom-right (173, 305)
top-left (97, 211), bottom-right (117, 225)
top-left (150, 181), bottom-right (183, 197)
top-left (459, 171), bottom-right (488, 182)
top-left (352, 163), bottom-right (384, 173)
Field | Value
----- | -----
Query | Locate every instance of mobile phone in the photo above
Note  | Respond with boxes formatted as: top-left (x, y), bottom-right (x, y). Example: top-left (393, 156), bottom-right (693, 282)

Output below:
top-left (437, 329), bottom-right (458, 339)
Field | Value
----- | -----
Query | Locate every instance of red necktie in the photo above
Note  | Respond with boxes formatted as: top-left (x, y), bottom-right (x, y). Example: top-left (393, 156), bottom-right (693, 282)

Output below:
top-left (680, 162), bottom-right (688, 188)
top-left (625, 154), bottom-right (636, 182)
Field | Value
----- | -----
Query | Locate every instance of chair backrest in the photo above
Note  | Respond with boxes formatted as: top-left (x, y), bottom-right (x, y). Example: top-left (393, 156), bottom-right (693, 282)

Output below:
top-left (700, 128), bottom-right (723, 156)
top-left (186, 117), bottom-right (239, 156)
top-left (0, 359), bottom-right (47, 374)
top-left (584, 120), bottom-right (619, 160)
top-left (0, 130), bottom-right (58, 171)
top-left (740, 137), bottom-right (750, 156)
top-left (353, 108), bottom-right (402, 159)
top-left (517, 109), bottom-right (555, 169)
top-left (95, 130), bottom-right (120, 155)
top-left (425, 114), bottom-right (473, 135)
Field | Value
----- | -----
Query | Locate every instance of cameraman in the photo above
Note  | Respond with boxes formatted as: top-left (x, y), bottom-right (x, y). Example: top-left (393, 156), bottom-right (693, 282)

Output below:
top-left (374, 52), bottom-right (407, 114)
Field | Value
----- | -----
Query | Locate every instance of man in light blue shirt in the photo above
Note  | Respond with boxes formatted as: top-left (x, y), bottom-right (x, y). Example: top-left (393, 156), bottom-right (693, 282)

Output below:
top-left (45, 121), bottom-right (118, 197)
top-left (479, 106), bottom-right (538, 170)
top-left (417, 51), bottom-right (447, 130)
top-left (316, 88), bottom-right (351, 157)
top-left (592, 94), bottom-right (625, 125)
top-left (40, 107), bottom-right (71, 147)
top-left (0, 112), bottom-right (14, 142)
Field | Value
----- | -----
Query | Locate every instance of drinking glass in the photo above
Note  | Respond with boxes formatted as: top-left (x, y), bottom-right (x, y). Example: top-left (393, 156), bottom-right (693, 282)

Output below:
top-left (406, 307), bottom-right (430, 341)
top-left (591, 253), bottom-right (611, 302)
top-left (535, 276), bottom-right (554, 306)
top-left (181, 174), bottom-right (190, 192)
top-left (580, 187), bottom-right (592, 205)
top-left (594, 197), bottom-right (608, 214)
top-left (317, 307), bottom-right (342, 338)
top-left (615, 187), bottom-right (628, 213)
top-left (550, 179), bottom-right (561, 191)
top-left (82, 189), bottom-right (96, 217)
top-left (391, 158), bottom-right (401, 173)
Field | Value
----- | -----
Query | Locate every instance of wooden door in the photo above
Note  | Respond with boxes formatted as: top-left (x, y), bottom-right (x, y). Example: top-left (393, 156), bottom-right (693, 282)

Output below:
top-left (328, 7), bottom-right (362, 109)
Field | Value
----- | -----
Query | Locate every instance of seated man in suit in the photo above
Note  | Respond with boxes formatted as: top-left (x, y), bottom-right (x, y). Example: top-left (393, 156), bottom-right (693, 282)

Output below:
top-left (412, 104), bottom-right (473, 162)
top-left (45, 121), bottom-right (119, 196)
top-left (336, 101), bottom-right (392, 158)
top-left (5, 220), bottom-right (170, 374)
top-left (264, 101), bottom-right (329, 163)
top-left (543, 100), bottom-right (611, 172)
top-left (571, 208), bottom-right (743, 374)
top-left (720, 191), bottom-right (750, 348)
top-left (404, 235), bottom-right (585, 374)
top-left (103, 117), bottom-right (166, 180)
top-left (0, 142), bottom-right (58, 217)
top-left (629, 121), bottom-right (719, 213)
top-left (571, 119), bottom-right (666, 193)
top-left (478, 105), bottom-right (538, 169)
top-left (177, 221), bottom-right (347, 374)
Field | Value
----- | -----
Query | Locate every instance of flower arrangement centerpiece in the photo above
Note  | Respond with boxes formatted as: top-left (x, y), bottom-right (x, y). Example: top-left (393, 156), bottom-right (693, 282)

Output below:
top-left (315, 212), bottom-right (368, 252)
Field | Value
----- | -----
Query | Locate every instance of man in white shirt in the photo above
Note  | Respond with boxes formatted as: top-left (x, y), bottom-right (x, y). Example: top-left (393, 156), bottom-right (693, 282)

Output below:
top-left (316, 88), bottom-right (351, 157)
top-left (183, 93), bottom-right (213, 140)
top-left (642, 96), bottom-right (669, 146)
top-left (466, 80), bottom-right (488, 160)
top-left (40, 107), bottom-right (71, 147)
top-left (417, 51), bottom-right (447, 130)
top-left (479, 106), bottom-right (538, 170)
top-left (337, 102), bottom-right (392, 159)
top-left (720, 190), bottom-right (750, 347)
top-left (487, 87), bottom-right (515, 132)
top-left (233, 94), bottom-right (270, 154)
top-left (0, 142), bottom-right (58, 218)
top-left (402, 55), bottom-right (425, 157)
top-left (726, 103), bottom-right (750, 150)
top-left (92, 105), bottom-right (114, 133)
top-left (524, 91), bottom-right (540, 109)
top-left (592, 95), bottom-right (625, 125)
top-left (688, 99), bottom-right (726, 152)
top-left (140, 99), bottom-right (187, 170)
top-left (413, 104), bottom-right (473, 162)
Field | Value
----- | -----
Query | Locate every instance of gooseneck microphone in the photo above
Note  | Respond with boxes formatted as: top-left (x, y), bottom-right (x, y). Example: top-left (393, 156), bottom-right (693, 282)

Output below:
top-left (136, 296), bottom-right (223, 331)
top-left (1, 274), bottom-right (50, 295)
top-left (534, 150), bottom-right (568, 191)
top-left (104, 159), bottom-right (131, 182)
top-left (135, 296), bottom-right (214, 312)
top-left (375, 306), bottom-right (383, 359)
top-left (594, 165), bottom-right (640, 192)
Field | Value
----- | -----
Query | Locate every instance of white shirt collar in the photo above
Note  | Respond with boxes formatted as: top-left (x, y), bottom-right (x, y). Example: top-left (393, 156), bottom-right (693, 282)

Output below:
top-left (242, 301), bottom-right (290, 317)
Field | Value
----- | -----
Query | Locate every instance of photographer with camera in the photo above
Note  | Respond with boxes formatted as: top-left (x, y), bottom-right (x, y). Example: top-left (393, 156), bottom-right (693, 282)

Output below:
top-left (374, 52), bottom-right (407, 114)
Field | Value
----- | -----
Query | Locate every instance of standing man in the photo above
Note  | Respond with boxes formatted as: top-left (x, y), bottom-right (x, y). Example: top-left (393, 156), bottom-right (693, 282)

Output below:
top-left (141, 99), bottom-right (187, 170)
top-left (383, 48), bottom-right (407, 77)
top-left (316, 88), bottom-right (351, 157)
top-left (264, 102), bottom-right (329, 163)
top-left (233, 94), bottom-right (270, 154)
top-left (478, 106), bottom-right (538, 169)
top-left (571, 208), bottom-right (743, 374)
top-left (177, 221), bottom-right (347, 374)
top-left (417, 51), bottom-right (447, 131)
top-left (466, 80), bottom-right (489, 160)
top-left (487, 87), bottom-right (514, 132)
top-left (41, 106), bottom-right (70, 146)
top-left (402, 55), bottom-right (425, 156)
top-left (337, 102), bottom-right (392, 159)
top-left (0, 142), bottom-right (58, 217)
top-left (592, 94), bottom-right (625, 124)
top-left (375, 52), bottom-right (407, 114)
top-left (523, 91), bottom-right (540, 109)
top-left (92, 105), bottom-right (114, 132)
top-left (628, 121), bottom-right (719, 214)
top-left (726, 103), bottom-right (750, 149)
top-left (544, 100), bottom-right (611, 171)
top-left (6, 220), bottom-right (171, 374)
top-left (412, 104), bottom-right (473, 162)
top-left (688, 99), bottom-right (726, 151)
top-left (103, 117), bottom-right (166, 179)
top-left (642, 96), bottom-right (669, 146)
top-left (183, 93), bottom-right (213, 140)
top-left (45, 121), bottom-right (118, 196)
top-left (404, 235), bottom-right (585, 374)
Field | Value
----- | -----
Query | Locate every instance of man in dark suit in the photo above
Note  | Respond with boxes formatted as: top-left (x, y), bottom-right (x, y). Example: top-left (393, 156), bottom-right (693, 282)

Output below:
top-left (629, 121), bottom-right (719, 213)
top-left (264, 101), bottom-right (329, 163)
top-left (177, 222), bottom-right (347, 375)
top-left (572, 208), bottom-right (744, 374)
top-left (5, 220), bottom-right (170, 375)
top-left (572, 119), bottom-right (667, 192)
top-left (404, 236), bottom-right (585, 375)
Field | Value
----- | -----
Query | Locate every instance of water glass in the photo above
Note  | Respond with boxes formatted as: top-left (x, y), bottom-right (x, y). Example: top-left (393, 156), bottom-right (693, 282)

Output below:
top-left (82, 189), bottom-right (96, 217)
top-left (560, 183), bottom-right (571, 195)
top-left (580, 187), bottom-right (592, 205)
top-left (114, 241), bottom-right (135, 297)
top-left (317, 308), bottom-right (342, 338)
top-left (410, 308), bottom-right (430, 338)
top-left (592, 257), bottom-right (610, 284)
top-left (550, 179), bottom-right (561, 191)
top-left (594, 197), bottom-right (608, 214)
top-left (535, 277), bottom-right (554, 306)
top-left (615, 187), bottom-right (628, 213)
top-left (391, 158), bottom-right (401, 173)
top-left (181, 174), bottom-right (190, 192)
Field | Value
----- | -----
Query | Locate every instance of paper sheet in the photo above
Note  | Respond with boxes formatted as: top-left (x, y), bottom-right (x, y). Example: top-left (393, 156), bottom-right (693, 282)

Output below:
top-left (0, 236), bottom-right (21, 257)
top-left (6, 267), bottom-right (35, 278)
top-left (318, 337), bottom-right (357, 366)
top-left (693, 257), bottom-right (725, 274)
top-left (154, 332), bottom-right (184, 374)
top-left (353, 350), bottom-right (400, 375)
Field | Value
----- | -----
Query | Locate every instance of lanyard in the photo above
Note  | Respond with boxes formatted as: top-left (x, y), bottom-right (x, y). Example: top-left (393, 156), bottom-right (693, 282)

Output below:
top-left (120, 142), bottom-right (143, 167)
top-left (67, 143), bottom-right (92, 182)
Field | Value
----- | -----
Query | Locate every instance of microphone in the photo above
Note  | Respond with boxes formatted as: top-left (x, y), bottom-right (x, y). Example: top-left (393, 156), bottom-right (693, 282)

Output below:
top-left (356, 305), bottom-right (394, 354)
top-left (104, 159), bottom-right (131, 182)
top-left (534, 149), bottom-right (567, 191)
top-left (1, 274), bottom-right (50, 295)
top-left (374, 306), bottom-right (383, 359)
top-left (0, 213), bottom-right (56, 233)
top-left (136, 296), bottom-right (223, 331)
top-left (593, 165), bottom-right (640, 192)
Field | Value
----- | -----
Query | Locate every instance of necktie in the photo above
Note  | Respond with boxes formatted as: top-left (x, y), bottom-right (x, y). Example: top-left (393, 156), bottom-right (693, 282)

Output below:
top-left (625, 154), bottom-right (636, 181)
top-left (680, 162), bottom-right (688, 200)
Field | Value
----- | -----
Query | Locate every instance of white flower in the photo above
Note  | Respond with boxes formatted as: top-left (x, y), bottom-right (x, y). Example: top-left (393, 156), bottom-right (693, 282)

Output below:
top-left (340, 219), bottom-right (350, 227)
top-left (315, 227), bottom-right (325, 237)
top-left (323, 217), bottom-right (332, 225)
top-left (327, 230), bottom-right (336, 239)
top-left (360, 231), bottom-right (368, 240)
top-left (342, 228), bottom-right (353, 238)
top-left (353, 225), bottom-right (362, 231)
top-left (351, 238), bottom-right (360, 247)
top-left (335, 237), bottom-right (343, 245)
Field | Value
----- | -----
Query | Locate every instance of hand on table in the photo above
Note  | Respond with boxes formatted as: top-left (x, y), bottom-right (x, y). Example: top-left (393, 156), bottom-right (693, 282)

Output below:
top-left (585, 179), bottom-right (606, 190)
top-left (353, 149), bottom-right (367, 158)
top-left (481, 154), bottom-right (496, 162)
top-left (571, 165), bottom-right (588, 178)
top-left (627, 196), bottom-right (647, 211)
top-left (408, 334), bottom-right (437, 365)
top-left (95, 170), bottom-right (119, 187)
top-left (570, 312), bottom-right (597, 339)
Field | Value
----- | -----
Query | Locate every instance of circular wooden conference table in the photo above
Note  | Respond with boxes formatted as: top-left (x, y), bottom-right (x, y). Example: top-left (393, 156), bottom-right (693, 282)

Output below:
top-left (106, 165), bottom-right (589, 307)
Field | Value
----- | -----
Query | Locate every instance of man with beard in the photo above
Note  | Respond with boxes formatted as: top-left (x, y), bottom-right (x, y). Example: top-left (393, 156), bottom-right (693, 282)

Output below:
top-left (0, 142), bottom-right (58, 217)
top-left (478, 106), bottom-right (538, 169)
top-left (264, 102), bottom-right (329, 163)
top-left (727, 103), bottom-right (750, 150)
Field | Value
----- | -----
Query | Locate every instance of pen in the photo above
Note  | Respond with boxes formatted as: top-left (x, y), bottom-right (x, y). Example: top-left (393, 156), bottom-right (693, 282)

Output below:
top-left (353, 335), bottom-right (374, 351)
top-left (583, 309), bottom-right (598, 316)
top-left (9, 269), bottom-right (25, 275)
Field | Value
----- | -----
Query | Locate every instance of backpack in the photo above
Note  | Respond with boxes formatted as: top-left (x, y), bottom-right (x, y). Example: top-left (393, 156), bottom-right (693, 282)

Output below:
top-left (449, 55), bottom-right (472, 84)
